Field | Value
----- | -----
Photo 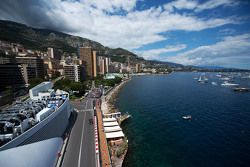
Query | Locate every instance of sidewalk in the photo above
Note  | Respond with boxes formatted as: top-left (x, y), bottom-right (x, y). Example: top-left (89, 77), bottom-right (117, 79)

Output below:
top-left (96, 99), bottom-right (112, 167)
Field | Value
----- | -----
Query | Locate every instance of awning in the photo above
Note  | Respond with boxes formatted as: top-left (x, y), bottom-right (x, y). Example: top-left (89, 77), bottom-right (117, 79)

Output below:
top-left (103, 121), bottom-right (119, 127)
top-left (104, 126), bottom-right (122, 133)
top-left (105, 131), bottom-right (124, 139)
top-left (103, 118), bottom-right (117, 122)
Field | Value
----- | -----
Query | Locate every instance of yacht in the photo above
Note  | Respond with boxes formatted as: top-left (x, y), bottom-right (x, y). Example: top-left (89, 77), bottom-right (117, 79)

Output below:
top-left (211, 82), bottom-right (218, 86)
top-left (216, 74), bottom-right (222, 78)
top-left (221, 81), bottom-right (239, 87)
top-left (242, 74), bottom-right (250, 79)
top-left (233, 87), bottom-right (250, 92)
top-left (182, 115), bottom-right (192, 120)
top-left (220, 77), bottom-right (231, 81)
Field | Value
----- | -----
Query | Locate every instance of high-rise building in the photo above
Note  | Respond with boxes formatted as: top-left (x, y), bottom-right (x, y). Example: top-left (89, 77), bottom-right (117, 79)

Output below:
top-left (0, 54), bottom-right (16, 64)
top-left (79, 46), bottom-right (97, 78)
top-left (64, 64), bottom-right (85, 82)
top-left (47, 48), bottom-right (54, 59)
top-left (0, 64), bottom-right (26, 90)
top-left (92, 51), bottom-right (97, 77)
top-left (97, 56), bottom-right (112, 75)
top-left (105, 57), bottom-right (111, 73)
top-left (100, 58), bottom-right (106, 74)
top-left (97, 56), bottom-right (103, 67)
top-left (16, 56), bottom-right (45, 80)
top-left (136, 64), bottom-right (141, 73)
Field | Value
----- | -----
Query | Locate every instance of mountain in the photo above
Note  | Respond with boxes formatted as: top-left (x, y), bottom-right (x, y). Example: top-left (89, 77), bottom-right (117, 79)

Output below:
top-left (0, 20), bottom-right (190, 69)
top-left (0, 20), bottom-right (137, 60)
top-left (1, 20), bottom-right (247, 71)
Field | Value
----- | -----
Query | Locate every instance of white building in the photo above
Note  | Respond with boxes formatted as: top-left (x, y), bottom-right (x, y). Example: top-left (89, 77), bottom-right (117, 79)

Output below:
top-left (29, 82), bottom-right (54, 100)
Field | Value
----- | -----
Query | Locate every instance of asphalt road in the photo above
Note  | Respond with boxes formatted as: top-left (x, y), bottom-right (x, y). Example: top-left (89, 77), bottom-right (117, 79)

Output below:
top-left (62, 97), bottom-right (96, 167)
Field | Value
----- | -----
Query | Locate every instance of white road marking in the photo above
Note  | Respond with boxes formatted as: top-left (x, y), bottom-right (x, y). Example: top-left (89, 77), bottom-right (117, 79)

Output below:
top-left (78, 112), bottom-right (87, 167)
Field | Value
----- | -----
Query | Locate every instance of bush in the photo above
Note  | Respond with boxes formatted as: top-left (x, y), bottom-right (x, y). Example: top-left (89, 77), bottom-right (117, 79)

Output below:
top-left (116, 140), bottom-right (128, 158)
top-left (54, 78), bottom-right (86, 97)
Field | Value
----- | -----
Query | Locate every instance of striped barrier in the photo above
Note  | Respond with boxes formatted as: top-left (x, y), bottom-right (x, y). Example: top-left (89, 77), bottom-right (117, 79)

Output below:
top-left (94, 116), bottom-right (99, 154)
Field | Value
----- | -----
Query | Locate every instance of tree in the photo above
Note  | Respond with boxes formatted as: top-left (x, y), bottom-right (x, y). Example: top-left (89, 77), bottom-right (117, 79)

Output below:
top-left (28, 78), bottom-right (44, 89)
top-left (69, 82), bottom-right (86, 96)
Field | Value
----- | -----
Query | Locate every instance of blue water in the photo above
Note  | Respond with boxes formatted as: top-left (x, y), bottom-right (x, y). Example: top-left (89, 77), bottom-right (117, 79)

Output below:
top-left (117, 72), bottom-right (250, 167)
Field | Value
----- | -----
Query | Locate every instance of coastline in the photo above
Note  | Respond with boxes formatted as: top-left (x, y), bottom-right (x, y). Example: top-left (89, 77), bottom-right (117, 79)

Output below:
top-left (101, 78), bottom-right (131, 167)
top-left (102, 78), bottom-right (131, 114)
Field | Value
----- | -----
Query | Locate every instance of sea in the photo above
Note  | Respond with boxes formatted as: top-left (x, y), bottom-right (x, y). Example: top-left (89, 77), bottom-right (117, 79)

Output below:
top-left (116, 72), bottom-right (250, 167)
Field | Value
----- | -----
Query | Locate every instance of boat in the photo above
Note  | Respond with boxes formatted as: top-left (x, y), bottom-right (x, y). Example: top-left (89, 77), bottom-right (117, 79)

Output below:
top-left (216, 74), bottom-right (222, 78)
top-left (242, 74), bottom-right (250, 79)
top-left (198, 75), bottom-right (203, 82)
top-left (233, 87), bottom-right (250, 92)
top-left (197, 74), bottom-right (208, 83)
top-left (220, 77), bottom-right (231, 81)
top-left (221, 81), bottom-right (239, 87)
top-left (0, 82), bottom-right (73, 151)
top-left (204, 75), bottom-right (209, 81)
top-left (211, 82), bottom-right (218, 86)
top-left (182, 115), bottom-right (192, 120)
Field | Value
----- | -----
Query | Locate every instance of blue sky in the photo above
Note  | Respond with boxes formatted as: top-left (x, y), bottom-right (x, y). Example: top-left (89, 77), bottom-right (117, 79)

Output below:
top-left (0, 0), bottom-right (250, 69)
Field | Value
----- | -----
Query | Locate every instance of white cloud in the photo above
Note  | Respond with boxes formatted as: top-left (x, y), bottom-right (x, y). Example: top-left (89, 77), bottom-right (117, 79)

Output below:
top-left (164, 34), bottom-right (250, 69)
top-left (195, 0), bottom-right (239, 12)
top-left (163, 0), bottom-right (238, 13)
top-left (137, 44), bottom-right (187, 60)
top-left (164, 0), bottom-right (198, 12)
top-left (81, 0), bottom-right (138, 12)
top-left (35, 0), bottom-right (239, 50)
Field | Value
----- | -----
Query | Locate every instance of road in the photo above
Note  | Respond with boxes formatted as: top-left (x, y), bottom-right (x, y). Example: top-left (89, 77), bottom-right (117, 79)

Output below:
top-left (71, 98), bottom-right (94, 111)
top-left (62, 97), bottom-right (96, 167)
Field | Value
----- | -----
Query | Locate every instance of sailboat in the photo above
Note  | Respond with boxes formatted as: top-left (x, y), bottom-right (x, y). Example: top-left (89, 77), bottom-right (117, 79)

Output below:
top-left (204, 75), bottom-right (209, 81)
top-left (198, 74), bottom-right (208, 83)
top-left (198, 75), bottom-right (203, 82)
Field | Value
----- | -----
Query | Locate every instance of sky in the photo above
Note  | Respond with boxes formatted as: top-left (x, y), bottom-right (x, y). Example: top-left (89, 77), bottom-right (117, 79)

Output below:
top-left (0, 0), bottom-right (250, 69)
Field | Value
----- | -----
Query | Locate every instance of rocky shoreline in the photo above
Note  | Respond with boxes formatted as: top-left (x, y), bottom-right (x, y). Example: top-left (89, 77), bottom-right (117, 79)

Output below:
top-left (101, 78), bottom-right (131, 167)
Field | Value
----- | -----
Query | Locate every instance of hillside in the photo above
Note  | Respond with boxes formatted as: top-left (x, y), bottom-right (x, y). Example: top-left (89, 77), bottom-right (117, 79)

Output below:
top-left (0, 20), bottom-right (137, 60)
top-left (0, 20), bottom-right (188, 68)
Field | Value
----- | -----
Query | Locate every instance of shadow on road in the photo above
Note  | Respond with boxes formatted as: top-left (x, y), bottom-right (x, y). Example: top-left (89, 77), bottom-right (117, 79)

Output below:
top-left (62, 110), bottom-right (78, 139)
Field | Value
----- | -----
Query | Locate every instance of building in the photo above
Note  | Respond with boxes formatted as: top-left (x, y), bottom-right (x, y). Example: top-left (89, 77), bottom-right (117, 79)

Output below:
top-left (100, 58), bottom-right (106, 74)
top-left (43, 58), bottom-right (53, 75)
top-left (92, 51), bottom-right (97, 77)
top-left (97, 56), bottom-right (111, 74)
top-left (44, 57), bottom-right (61, 78)
top-left (47, 48), bottom-right (54, 59)
top-left (105, 57), bottom-right (111, 73)
top-left (97, 56), bottom-right (106, 75)
top-left (64, 64), bottom-right (85, 82)
top-left (0, 64), bottom-right (26, 90)
top-left (16, 56), bottom-right (45, 80)
top-left (0, 54), bottom-right (16, 64)
top-left (136, 63), bottom-right (141, 73)
top-left (79, 47), bottom-right (97, 78)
